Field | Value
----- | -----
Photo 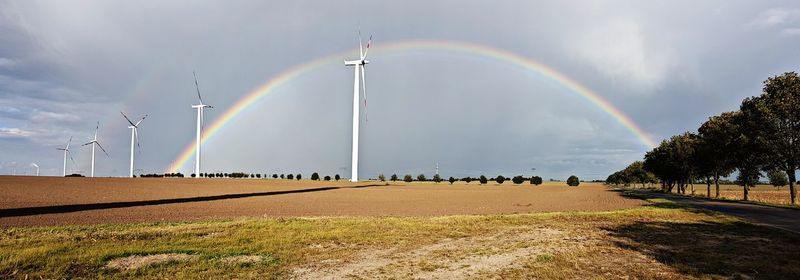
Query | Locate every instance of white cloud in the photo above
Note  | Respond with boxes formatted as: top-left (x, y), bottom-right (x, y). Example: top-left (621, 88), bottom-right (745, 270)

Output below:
top-left (0, 127), bottom-right (34, 138)
top-left (30, 111), bottom-right (80, 122)
top-left (0, 58), bottom-right (18, 69)
top-left (748, 8), bottom-right (800, 27)
top-left (781, 28), bottom-right (800, 36)
top-left (570, 19), bottom-right (673, 91)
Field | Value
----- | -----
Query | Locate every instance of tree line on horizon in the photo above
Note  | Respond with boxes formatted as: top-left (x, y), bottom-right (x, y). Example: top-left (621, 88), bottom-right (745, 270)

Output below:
top-left (607, 72), bottom-right (800, 204)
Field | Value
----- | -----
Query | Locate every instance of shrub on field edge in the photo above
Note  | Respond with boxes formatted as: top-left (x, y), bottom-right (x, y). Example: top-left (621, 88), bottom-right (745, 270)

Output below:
top-left (567, 175), bottom-right (580, 186)
top-left (479, 175), bottom-right (488, 185)
top-left (311, 172), bottom-right (320, 181)
top-left (404, 174), bottom-right (413, 182)
top-left (495, 175), bottom-right (506, 184)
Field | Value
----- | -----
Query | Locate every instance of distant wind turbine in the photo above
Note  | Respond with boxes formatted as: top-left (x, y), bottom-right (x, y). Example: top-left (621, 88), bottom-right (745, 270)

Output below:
top-left (191, 71), bottom-right (212, 178)
top-left (56, 137), bottom-right (76, 176)
top-left (82, 121), bottom-right (109, 177)
top-left (344, 29), bottom-right (372, 182)
top-left (30, 163), bottom-right (39, 176)
top-left (121, 112), bottom-right (147, 178)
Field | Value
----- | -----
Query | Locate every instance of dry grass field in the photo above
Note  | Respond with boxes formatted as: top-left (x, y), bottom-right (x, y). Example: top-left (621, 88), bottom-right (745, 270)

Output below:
top-left (679, 184), bottom-right (795, 205)
top-left (2, 177), bottom-right (799, 279)
top-left (0, 176), bottom-right (643, 227)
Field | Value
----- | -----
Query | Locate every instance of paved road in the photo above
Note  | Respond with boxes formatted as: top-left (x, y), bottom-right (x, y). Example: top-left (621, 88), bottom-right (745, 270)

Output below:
top-left (635, 190), bottom-right (800, 234)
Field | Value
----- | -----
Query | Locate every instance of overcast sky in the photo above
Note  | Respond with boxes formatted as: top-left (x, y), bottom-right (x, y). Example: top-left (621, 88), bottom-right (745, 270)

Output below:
top-left (1, 0), bottom-right (798, 179)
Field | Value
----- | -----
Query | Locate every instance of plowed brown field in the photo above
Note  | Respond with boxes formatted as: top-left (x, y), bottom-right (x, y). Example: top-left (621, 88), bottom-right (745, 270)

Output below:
top-left (0, 176), bottom-right (644, 227)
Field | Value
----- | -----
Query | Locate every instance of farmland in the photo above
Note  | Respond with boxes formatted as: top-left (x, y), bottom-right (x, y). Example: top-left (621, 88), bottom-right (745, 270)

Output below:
top-left (0, 176), bottom-right (642, 227)
top-left (1, 177), bottom-right (799, 278)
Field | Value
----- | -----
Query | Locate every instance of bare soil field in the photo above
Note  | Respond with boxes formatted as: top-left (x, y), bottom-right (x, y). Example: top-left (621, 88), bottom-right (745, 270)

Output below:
top-left (0, 176), bottom-right (643, 227)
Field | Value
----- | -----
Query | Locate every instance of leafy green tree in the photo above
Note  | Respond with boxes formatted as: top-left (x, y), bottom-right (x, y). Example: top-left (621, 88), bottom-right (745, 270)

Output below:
top-left (512, 176), bottom-right (524, 184)
top-left (280, 174), bottom-right (285, 179)
top-left (191, 173), bottom-right (196, 178)
top-left (378, 174), bottom-right (386, 181)
top-left (417, 174), bottom-right (427, 182)
top-left (567, 175), bottom-right (580, 186)
top-left (448, 176), bottom-right (456, 184)
top-left (272, 174), bottom-right (278, 179)
top-left (311, 172), bottom-right (320, 180)
top-left (768, 170), bottom-right (789, 187)
top-left (495, 175), bottom-right (505, 184)
top-left (404, 174), bottom-right (413, 182)
top-left (390, 174), bottom-right (398, 181)
top-left (432, 174), bottom-right (442, 183)
top-left (287, 174), bottom-right (294, 180)
top-left (324, 175), bottom-right (331, 181)
top-left (296, 174), bottom-right (301, 180)
top-left (732, 98), bottom-right (769, 201)
top-left (697, 112), bottom-right (739, 198)
top-left (463, 177), bottom-right (473, 184)
top-left (335, 174), bottom-right (340, 181)
top-left (530, 176), bottom-right (543, 185)
top-left (748, 72), bottom-right (800, 204)
top-left (479, 175), bottom-right (488, 185)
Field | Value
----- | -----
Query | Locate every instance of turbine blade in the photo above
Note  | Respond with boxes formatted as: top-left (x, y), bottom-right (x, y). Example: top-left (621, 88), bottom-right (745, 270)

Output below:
top-left (121, 112), bottom-right (135, 126)
top-left (96, 141), bottom-right (109, 157)
top-left (95, 121), bottom-right (99, 139)
top-left (194, 71), bottom-right (204, 105)
top-left (67, 150), bottom-right (76, 166)
top-left (363, 35), bottom-right (372, 58)
top-left (135, 128), bottom-right (141, 154)
top-left (66, 136), bottom-right (72, 149)
top-left (361, 65), bottom-right (368, 122)
top-left (358, 28), bottom-right (364, 59)
top-left (135, 114), bottom-right (148, 126)
top-left (82, 141), bottom-right (93, 146)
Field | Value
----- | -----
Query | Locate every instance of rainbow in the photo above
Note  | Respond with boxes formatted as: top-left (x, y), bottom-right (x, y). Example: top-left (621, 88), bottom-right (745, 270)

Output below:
top-left (166, 39), bottom-right (656, 173)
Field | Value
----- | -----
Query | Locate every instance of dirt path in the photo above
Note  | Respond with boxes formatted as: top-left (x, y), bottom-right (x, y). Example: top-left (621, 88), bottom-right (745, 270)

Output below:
top-left (631, 190), bottom-right (800, 233)
top-left (0, 177), bottom-right (644, 227)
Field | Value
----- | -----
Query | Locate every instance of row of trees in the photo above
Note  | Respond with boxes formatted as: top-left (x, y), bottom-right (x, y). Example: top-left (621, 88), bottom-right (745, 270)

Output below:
top-left (608, 72), bottom-right (799, 204)
top-left (375, 173), bottom-right (553, 185)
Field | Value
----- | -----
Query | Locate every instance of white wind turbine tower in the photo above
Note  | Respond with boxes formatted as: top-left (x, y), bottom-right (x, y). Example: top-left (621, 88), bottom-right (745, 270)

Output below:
top-left (344, 30), bottom-right (372, 182)
top-left (191, 71), bottom-right (212, 178)
top-left (82, 122), bottom-right (109, 177)
top-left (56, 137), bottom-right (76, 176)
top-left (30, 163), bottom-right (39, 176)
top-left (121, 112), bottom-right (147, 178)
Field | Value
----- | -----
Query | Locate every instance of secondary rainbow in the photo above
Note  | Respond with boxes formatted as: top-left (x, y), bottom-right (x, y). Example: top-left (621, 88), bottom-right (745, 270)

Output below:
top-left (166, 39), bottom-right (656, 173)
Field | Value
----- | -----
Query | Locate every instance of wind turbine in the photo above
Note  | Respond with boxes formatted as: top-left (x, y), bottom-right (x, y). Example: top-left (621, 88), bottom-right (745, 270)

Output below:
top-left (344, 30), bottom-right (372, 182)
top-left (56, 137), bottom-right (76, 176)
top-left (30, 163), bottom-right (39, 176)
top-left (121, 112), bottom-right (147, 178)
top-left (82, 122), bottom-right (109, 177)
top-left (191, 71), bottom-right (212, 178)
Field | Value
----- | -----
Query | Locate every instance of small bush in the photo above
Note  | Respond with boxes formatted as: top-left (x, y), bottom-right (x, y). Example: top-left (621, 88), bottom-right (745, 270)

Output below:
top-left (378, 174), bottom-right (386, 181)
top-left (495, 175), bottom-right (506, 184)
top-left (567, 175), bottom-right (580, 186)
top-left (479, 175), bottom-right (488, 185)
top-left (432, 174), bottom-right (442, 183)
top-left (512, 176), bottom-right (524, 184)
top-left (448, 177), bottom-right (456, 184)
top-left (311, 172), bottom-right (320, 181)
top-left (324, 175), bottom-right (331, 181)
top-left (404, 174), bottom-right (413, 182)
top-left (417, 174), bottom-right (427, 182)
top-left (390, 174), bottom-right (398, 181)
